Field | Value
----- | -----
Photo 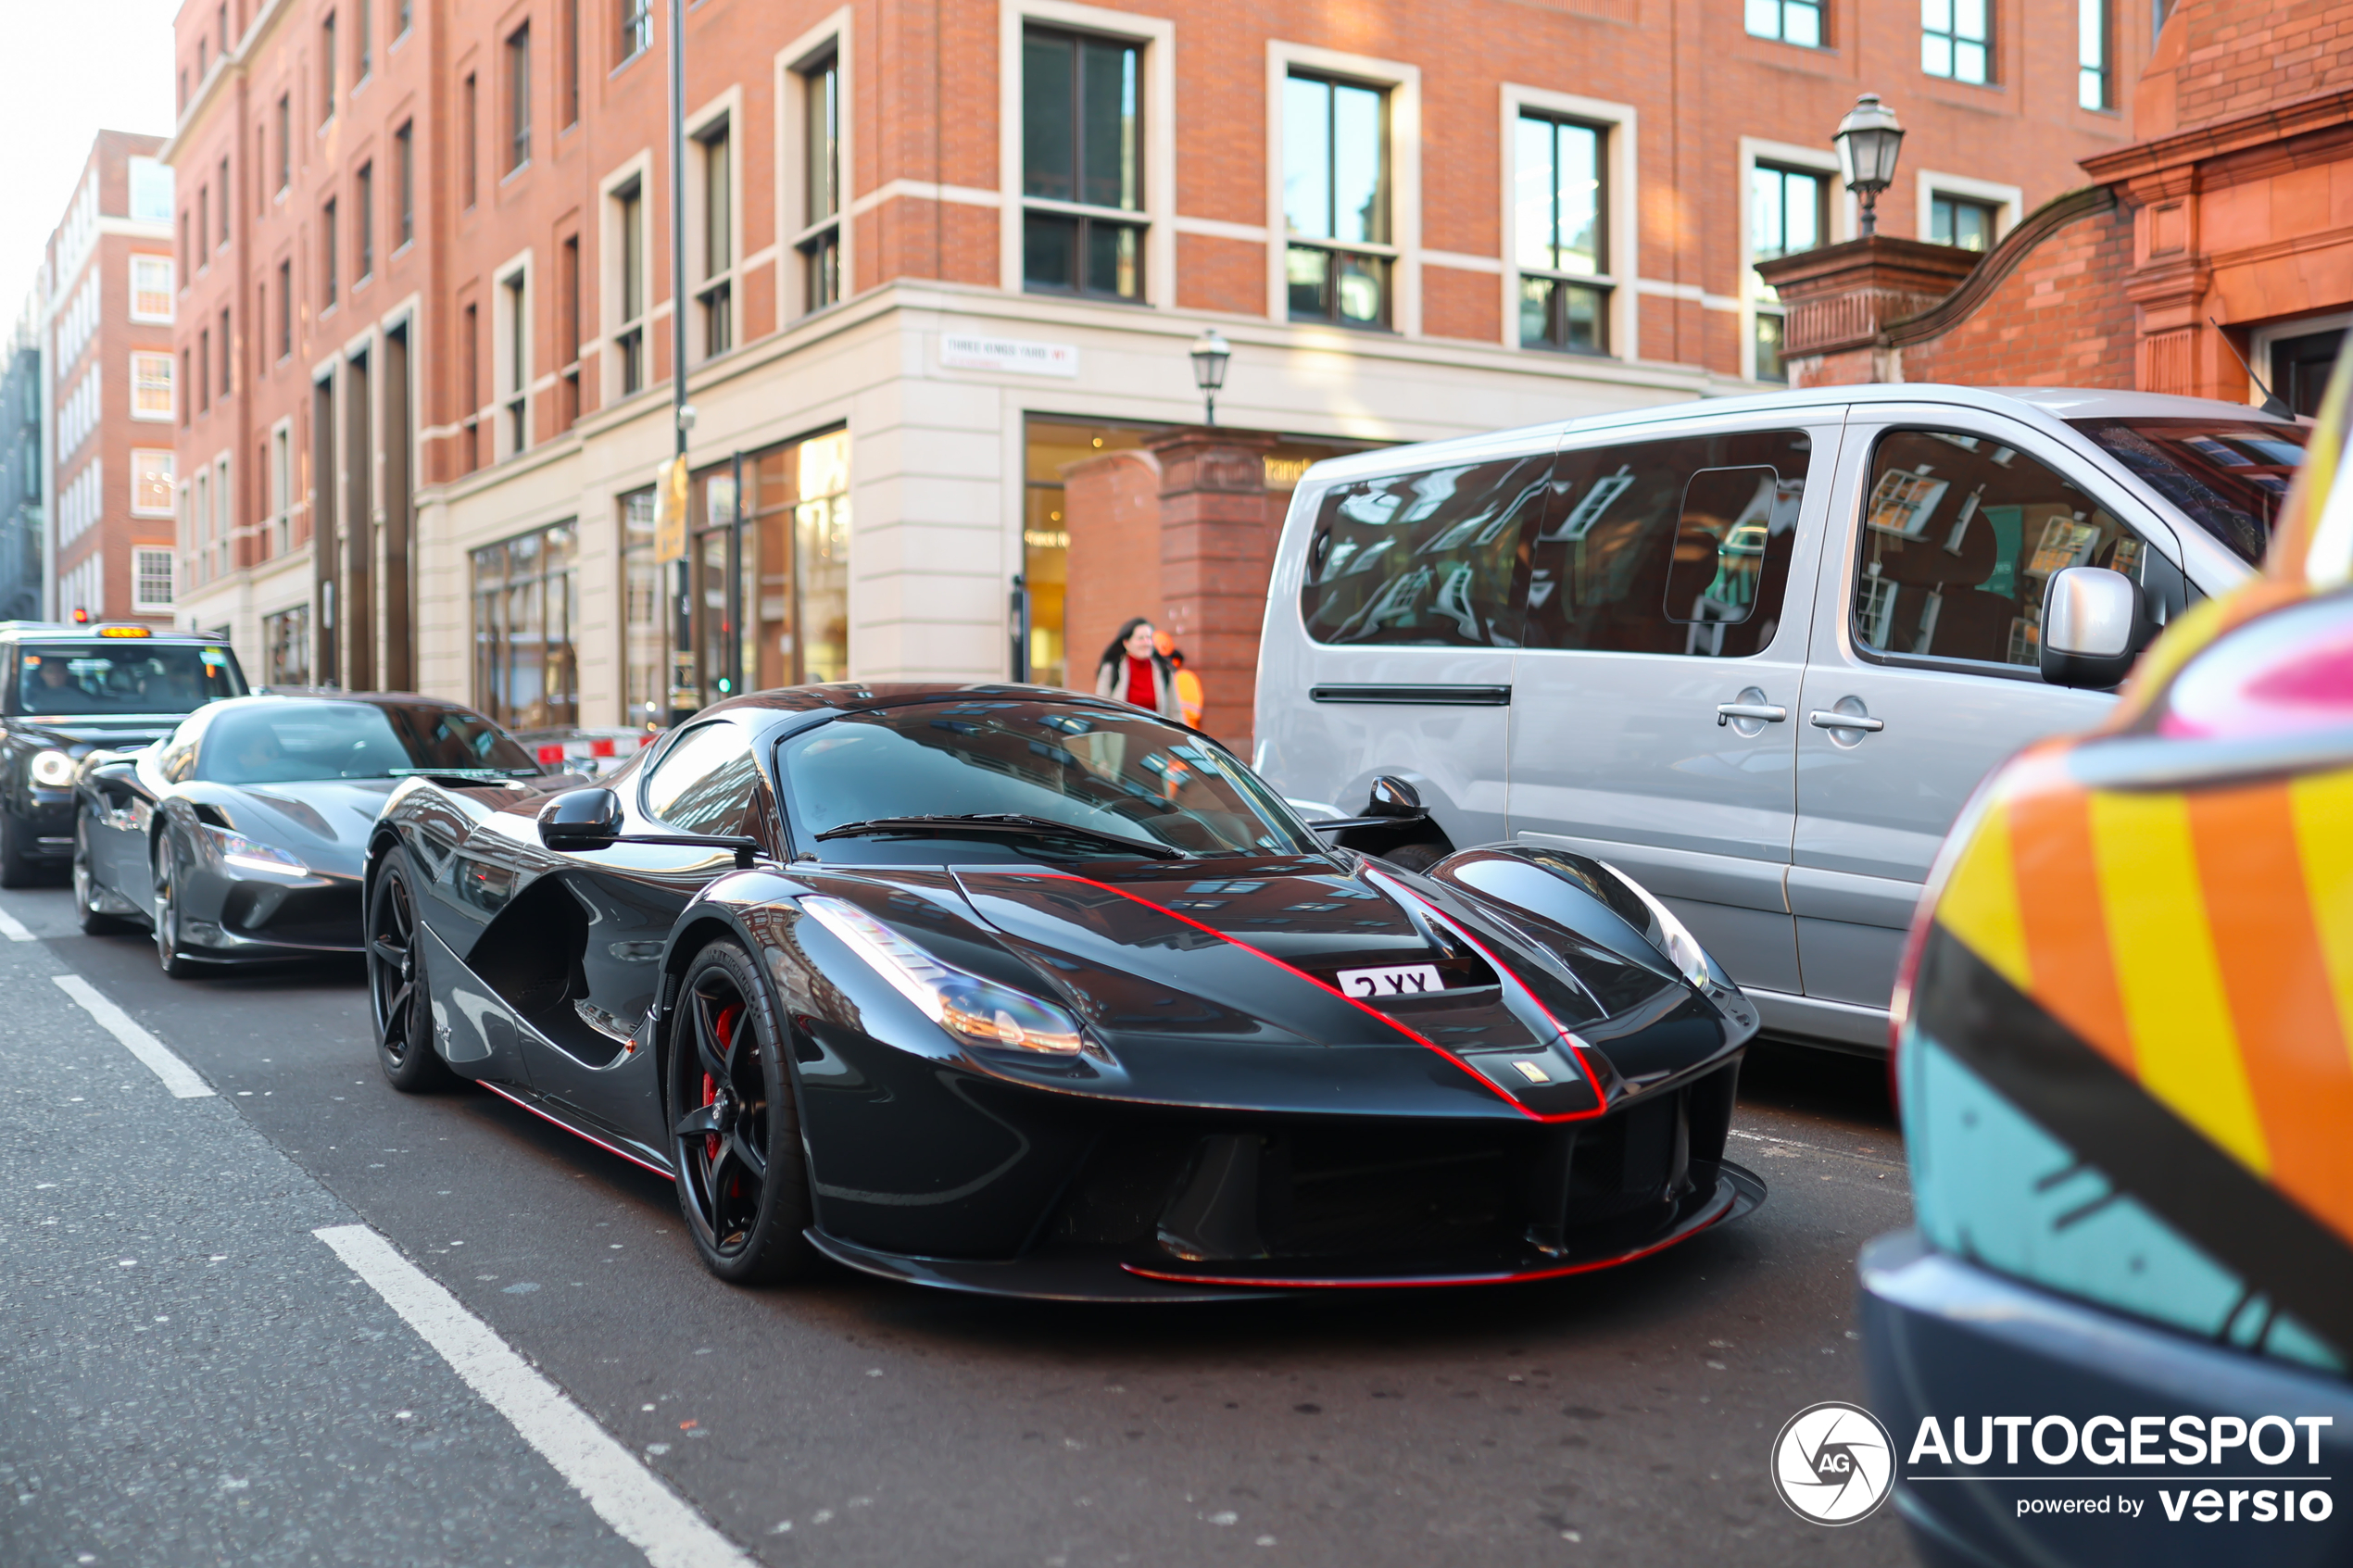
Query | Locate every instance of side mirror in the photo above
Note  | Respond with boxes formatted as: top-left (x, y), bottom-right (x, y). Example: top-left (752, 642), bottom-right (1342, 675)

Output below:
top-left (2041, 567), bottom-right (2148, 690)
top-left (1365, 775), bottom-right (1428, 820)
top-left (537, 787), bottom-right (623, 852)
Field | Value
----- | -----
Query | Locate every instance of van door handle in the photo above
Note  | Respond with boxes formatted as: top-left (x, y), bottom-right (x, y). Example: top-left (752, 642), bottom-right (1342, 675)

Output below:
top-left (1809, 710), bottom-right (1885, 733)
top-left (1716, 703), bottom-right (1788, 725)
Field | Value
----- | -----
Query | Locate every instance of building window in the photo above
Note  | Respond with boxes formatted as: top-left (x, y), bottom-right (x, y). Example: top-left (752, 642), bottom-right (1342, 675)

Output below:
top-left (560, 234), bottom-right (581, 429)
top-left (1930, 193), bottom-right (1998, 251)
top-left (1745, 0), bottom-right (1823, 45)
top-left (2079, 0), bottom-right (2109, 108)
top-left (395, 123), bottom-right (413, 247)
top-left (396, 0), bottom-right (410, 41)
top-left (132, 450), bottom-right (177, 516)
top-left (130, 157), bottom-right (174, 222)
top-left (180, 209), bottom-right (191, 281)
top-left (799, 50), bottom-right (841, 313)
top-left (276, 258), bottom-right (292, 357)
top-left (321, 11), bottom-right (337, 122)
top-left (462, 73), bottom-right (477, 207)
top-left (1284, 73), bottom-right (1390, 327)
top-left (506, 24), bottom-right (531, 174)
top-left (1923, 0), bottom-right (1991, 85)
top-left (620, 487), bottom-right (666, 727)
top-left (219, 307), bottom-right (233, 395)
top-left (271, 423), bottom-right (293, 555)
top-left (133, 549), bottom-right (177, 612)
top-left (697, 121), bottom-right (733, 357)
top-left (179, 349), bottom-right (191, 425)
top-left (276, 95), bottom-right (290, 191)
top-left (501, 270), bottom-right (528, 454)
top-left (463, 302), bottom-right (481, 470)
top-left (561, 0), bottom-right (580, 128)
top-left (1514, 114), bottom-right (1609, 354)
top-left (131, 256), bottom-right (175, 321)
top-left (217, 156), bottom-right (231, 247)
top-left (357, 0), bottom-right (371, 80)
top-left (356, 162), bottom-right (373, 278)
top-left (198, 331), bottom-right (211, 412)
top-left (1751, 162), bottom-right (1826, 382)
top-left (612, 179), bottom-right (646, 394)
top-left (131, 353), bottom-right (174, 424)
top-left (618, 0), bottom-right (650, 64)
top-left (1022, 28), bottom-right (1144, 301)
top-left (322, 197), bottom-right (338, 307)
top-left (675, 429), bottom-right (853, 712)
top-left (471, 522), bottom-right (577, 729)
top-left (196, 186), bottom-right (209, 269)
top-left (256, 123), bottom-right (269, 213)
top-left (265, 604), bottom-right (310, 684)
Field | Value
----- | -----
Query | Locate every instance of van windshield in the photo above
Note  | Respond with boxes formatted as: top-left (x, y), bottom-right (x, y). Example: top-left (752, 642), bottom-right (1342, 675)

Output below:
top-left (14, 642), bottom-right (246, 716)
top-left (2066, 418), bottom-right (2309, 569)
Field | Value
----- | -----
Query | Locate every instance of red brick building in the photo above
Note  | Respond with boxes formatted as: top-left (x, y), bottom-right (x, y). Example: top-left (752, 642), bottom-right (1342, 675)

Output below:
top-left (164, 0), bottom-right (2152, 742)
top-left (39, 132), bottom-right (181, 626)
top-left (1763, 0), bottom-right (2347, 420)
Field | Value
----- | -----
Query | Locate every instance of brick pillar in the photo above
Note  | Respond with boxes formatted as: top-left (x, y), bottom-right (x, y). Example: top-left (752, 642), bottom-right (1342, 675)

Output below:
top-left (1150, 427), bottom-right (1279, 751)
top-left (1752, 236), bottom-right (1980, 388)
top-left (1060, 447), bottom-right (1164, 697)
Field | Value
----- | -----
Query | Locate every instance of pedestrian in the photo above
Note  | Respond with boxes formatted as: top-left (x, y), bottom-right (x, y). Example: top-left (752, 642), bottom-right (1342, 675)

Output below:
top-left (1156, 630), bottom-right (1205, 728)
top-left (1093, 617), bottom-right (1181, 719)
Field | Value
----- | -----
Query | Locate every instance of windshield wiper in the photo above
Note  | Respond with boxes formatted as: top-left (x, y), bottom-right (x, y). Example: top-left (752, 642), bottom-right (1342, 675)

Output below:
top-left (814, 812), bottom-right (1186, 859)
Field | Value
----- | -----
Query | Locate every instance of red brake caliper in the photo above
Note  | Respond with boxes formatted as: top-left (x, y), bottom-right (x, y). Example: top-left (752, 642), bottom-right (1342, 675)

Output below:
top-left (702, 1003), bottom-right (744, 1166)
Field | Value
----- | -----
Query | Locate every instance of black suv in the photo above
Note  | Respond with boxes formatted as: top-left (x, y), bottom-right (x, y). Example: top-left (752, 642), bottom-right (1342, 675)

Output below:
top-left (0, 623), bottom-right (249, 885)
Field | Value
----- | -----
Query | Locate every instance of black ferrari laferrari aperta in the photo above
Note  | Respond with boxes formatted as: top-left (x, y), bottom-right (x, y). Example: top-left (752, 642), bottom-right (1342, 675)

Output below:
top-left (365, 684), bottom-right (1765, 1298)
top-left (77, 692), bottom-right (547, 975)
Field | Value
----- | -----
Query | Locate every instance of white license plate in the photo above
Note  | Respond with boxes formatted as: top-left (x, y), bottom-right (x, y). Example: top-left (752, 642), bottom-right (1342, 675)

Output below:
top-left (1334, 962), bottom-right (1445, 998)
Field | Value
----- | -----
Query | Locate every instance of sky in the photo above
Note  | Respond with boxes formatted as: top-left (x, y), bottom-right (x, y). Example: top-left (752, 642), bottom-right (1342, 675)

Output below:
top-left (0, 0), bottom-right (182, 313)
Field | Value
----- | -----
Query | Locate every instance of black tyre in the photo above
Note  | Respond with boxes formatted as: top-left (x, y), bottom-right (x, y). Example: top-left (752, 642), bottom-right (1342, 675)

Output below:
top-left (369, 857), bottom-right (453, 1092)
top-left (0, 808), bottom-right (34, 889)
top-left (72, 811), bottom-right (133, 935)
top-left (151, 834), bottom-right (201, 979)
top-left (668, 940), bottom-right (816, 1285)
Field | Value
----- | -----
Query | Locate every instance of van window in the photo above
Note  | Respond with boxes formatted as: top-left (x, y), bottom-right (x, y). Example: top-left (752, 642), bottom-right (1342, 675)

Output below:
top-left (1522, 430), bottom-right (1809, 658)
top-left (1298, 455), bottom-right (1550, 647)
top-left (1853, 430), bottom-right (2165, 671)
top-left (642, 721), bottom-right (761, 836)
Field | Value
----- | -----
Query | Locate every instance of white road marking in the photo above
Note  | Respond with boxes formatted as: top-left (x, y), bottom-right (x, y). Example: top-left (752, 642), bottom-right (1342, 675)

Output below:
top-left (52, 975), bottom-right (214, 1098)
top-left (313, 1224), bottom-right (754, 1568)
top-left (0, 905), bottom-right (36, 941)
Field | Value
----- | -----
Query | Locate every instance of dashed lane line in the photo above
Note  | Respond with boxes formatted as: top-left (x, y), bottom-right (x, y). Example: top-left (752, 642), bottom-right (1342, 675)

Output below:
top-left (0, 905), bottom-right (36, 941)
top-left (315, 1224), bottom-right (756, 1568)
top-left (52, 972), bottom-right (215, 1098)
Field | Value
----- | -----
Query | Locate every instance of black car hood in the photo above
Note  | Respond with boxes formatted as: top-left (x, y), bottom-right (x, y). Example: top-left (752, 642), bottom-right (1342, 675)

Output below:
top-left (12, 714), bottom-right (186, 748)
top-left (210, 778), bottom-right (399, 873)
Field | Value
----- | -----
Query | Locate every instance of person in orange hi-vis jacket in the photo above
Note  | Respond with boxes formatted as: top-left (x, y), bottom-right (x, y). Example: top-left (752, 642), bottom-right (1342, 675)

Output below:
top-left (1155, 631), bottom-right (1205, 729)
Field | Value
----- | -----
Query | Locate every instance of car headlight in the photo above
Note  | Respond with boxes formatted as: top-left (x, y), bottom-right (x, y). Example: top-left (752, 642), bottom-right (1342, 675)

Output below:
top-left (203, 824), bottom-right (308, 876)
top-left (799, 895), bottom-right (1085, 1056)
top-left (1598, 861), bottom-right (1713, 990)
top-left (30, 748), bottom-right (74, 788)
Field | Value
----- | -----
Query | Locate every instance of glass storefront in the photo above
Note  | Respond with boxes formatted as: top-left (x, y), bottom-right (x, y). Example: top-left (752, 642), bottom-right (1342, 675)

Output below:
top-left (471, 521), bottom-right (579, 729)
top-left (263, 604), bottom-right (310, 687)
top-left (618, 486), bottom-right (672, 730)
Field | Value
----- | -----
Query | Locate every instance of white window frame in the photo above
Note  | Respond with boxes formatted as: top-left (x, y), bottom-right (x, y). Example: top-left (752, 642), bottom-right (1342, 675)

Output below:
top-left (998, 1), bottom-right (1175, 310)
top-left (777, 8), bottom-right (855, 321)
top-left (493, 250), bottom-right (533, 460)
top-left (2254, 311), bottom-right (2353, 411)
top-left (599, 152), bottom-right (655, 402)
top-left (129, 255), bottom-right (177, 323)
top-left (683, 87), bottom-right (745, 366)
top-left (1738, 136), bottom-right (1849, 383)
top-left (1500, 85), bottom-right (1637, 362)
top-left (132, 547), bottom-right (178, 613)
top-left (1914, 169), bottom-right (2020, 251)
top-left (1265, 40), bottom-right (1421, 335)
top-left (131, 448), bottom-right (176, 517)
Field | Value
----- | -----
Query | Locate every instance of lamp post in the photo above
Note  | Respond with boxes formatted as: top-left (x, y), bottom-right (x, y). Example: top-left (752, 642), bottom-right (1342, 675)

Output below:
top-left (1833, 94), bottom-right (1906, 240)
top-left (1189, 328), bottom-right (1231, 426)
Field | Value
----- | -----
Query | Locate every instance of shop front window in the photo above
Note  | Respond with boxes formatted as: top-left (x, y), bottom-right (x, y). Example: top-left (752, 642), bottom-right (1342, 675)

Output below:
top-left (675, 430), bottom-right (853, 713)
top-left (471, 521), bottom-right (578, 729)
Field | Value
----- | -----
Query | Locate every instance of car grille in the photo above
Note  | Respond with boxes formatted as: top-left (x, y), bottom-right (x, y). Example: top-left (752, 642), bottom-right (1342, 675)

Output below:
top-left (223, 883), bottom-right (361, 947)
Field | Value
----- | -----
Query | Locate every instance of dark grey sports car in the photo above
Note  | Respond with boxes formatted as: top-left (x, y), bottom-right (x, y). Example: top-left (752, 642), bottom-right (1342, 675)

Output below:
top-left (75, 691), bottom-right (548, 976)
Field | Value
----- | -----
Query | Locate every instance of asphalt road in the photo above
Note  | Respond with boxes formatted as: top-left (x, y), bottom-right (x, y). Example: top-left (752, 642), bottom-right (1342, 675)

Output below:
top-left (0, 880), bottom-right (1917, 1568)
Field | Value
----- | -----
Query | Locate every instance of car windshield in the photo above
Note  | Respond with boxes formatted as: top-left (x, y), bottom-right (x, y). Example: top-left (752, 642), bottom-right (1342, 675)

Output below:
top-left (14, 642), bottom-right (245, 716)
top-left (778, 701), bottom-right (1319, 861)
top-left (2067, 417), bottom-right (2310, 568)
top-left (195, 700), bottom-right (541, 784)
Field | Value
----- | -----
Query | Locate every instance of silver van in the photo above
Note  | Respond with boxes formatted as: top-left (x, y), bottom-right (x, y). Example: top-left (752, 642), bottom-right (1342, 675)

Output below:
top-left (1253, 385), bottom-right (2307, 1053)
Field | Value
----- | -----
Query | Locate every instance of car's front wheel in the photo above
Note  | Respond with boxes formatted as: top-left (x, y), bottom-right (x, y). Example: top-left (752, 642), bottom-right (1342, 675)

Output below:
top-left (668, 940), bottom-right (816, 1285)
top-left (369, 857), bottom-right (452, 1092)
top-left (73, 810), bottom-right (132, 935)
top-left (151, 834), bottom-right (200, 979)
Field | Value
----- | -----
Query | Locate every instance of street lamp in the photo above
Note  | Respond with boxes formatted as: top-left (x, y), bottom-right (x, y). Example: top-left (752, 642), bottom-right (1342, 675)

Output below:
top-left (1833, 94), bottom-right (1906, 240)
top-left (1189, 328), bottom-right (1231, 426)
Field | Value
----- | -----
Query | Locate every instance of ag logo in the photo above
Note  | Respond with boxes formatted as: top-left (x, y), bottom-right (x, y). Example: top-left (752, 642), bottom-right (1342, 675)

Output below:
top-left (1771, 1401), bottom-right (1895, 1525)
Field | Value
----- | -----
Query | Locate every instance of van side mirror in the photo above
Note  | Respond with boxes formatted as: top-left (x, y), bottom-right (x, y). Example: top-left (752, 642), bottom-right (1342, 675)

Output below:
top-left (538, 787), bottom-right (624, 851)
top-left (1365, 775), bottom-right (1428, 820)
top-left (2040, 567), bottom-right (2148, 690)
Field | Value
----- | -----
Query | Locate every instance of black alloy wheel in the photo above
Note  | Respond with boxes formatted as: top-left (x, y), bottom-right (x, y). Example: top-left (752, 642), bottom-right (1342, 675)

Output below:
top-left (370, 858), bottom-right (452, 1092)
top-left (73, 809), bottom-right (132, 935)
top-left (668, 941), bottom-right (815, 1285)
top-left (151, 834), bottom-right (200, 979)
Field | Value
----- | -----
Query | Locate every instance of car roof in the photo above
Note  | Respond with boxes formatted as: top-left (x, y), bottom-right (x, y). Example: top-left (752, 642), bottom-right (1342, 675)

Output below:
top-left (0, 623), bottom-right (224, 645)
top-left (698, 682), bottom-right (1134, 721)
top-left (1294, 383), bottom-right (2300, 485)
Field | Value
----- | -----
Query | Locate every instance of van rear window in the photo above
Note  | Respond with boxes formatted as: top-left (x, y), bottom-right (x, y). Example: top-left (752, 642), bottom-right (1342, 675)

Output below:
top-left (1298, 456), bottom-right (1551, 647)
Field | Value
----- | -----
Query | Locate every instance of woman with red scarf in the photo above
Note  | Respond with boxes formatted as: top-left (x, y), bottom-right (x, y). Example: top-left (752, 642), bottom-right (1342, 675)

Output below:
top-left (1091, 617), bottom-right (1180, 718)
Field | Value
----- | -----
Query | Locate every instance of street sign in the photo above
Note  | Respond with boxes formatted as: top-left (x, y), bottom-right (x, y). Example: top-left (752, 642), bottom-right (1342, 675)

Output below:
top-left (653, 457), bottom-right (688, 563)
